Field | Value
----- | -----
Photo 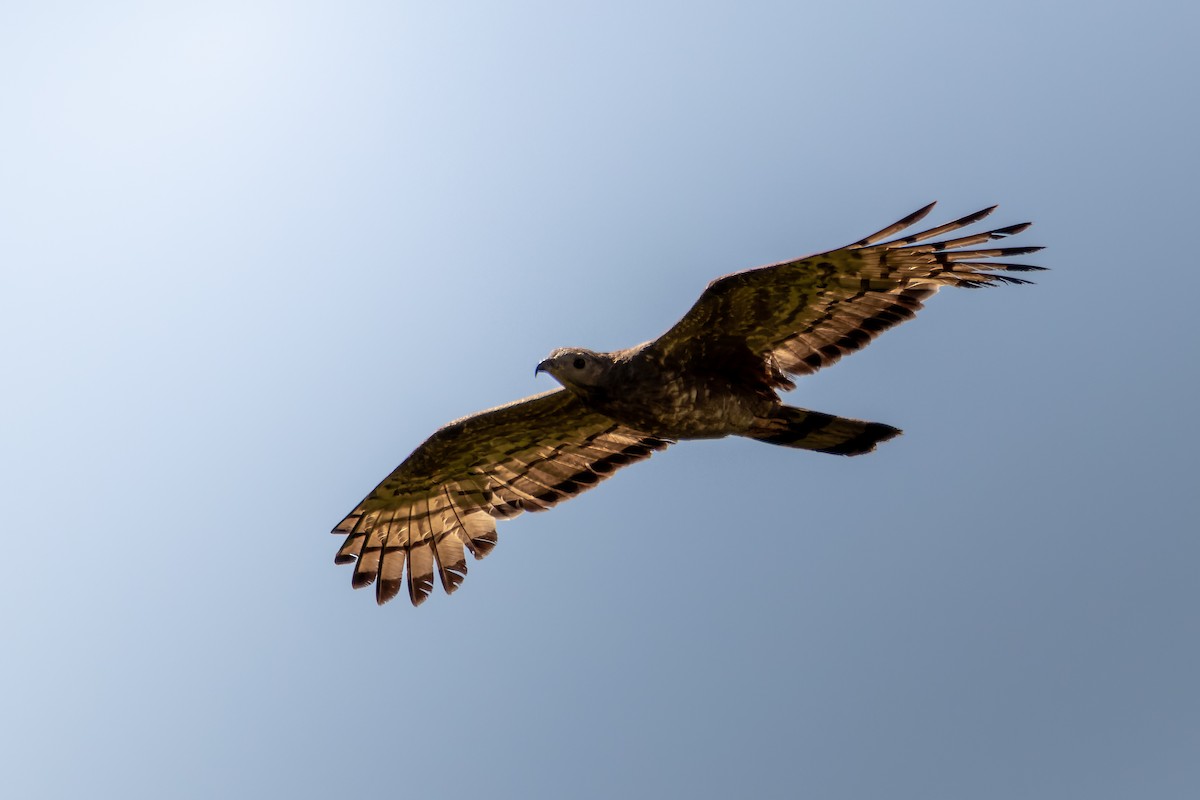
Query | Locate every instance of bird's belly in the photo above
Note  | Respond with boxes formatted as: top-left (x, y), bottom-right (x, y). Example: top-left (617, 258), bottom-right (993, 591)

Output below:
top-left (594, 383), bottom-right (764, 440)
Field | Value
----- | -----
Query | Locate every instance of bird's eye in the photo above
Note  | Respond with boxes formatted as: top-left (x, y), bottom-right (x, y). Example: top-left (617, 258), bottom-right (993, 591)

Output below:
top-left (572, 357), bottom-right (586, 370)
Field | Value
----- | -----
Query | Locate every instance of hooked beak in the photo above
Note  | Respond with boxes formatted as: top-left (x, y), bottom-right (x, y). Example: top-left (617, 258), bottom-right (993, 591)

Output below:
top-left (535, 358), bottom-right (552, 377)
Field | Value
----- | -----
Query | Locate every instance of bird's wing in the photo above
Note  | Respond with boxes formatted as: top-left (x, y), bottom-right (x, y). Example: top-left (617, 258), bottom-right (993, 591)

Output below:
top-left (332, 388), bottom-right (670, 606)
top-left (648, 203), bottom-right (1043, 376)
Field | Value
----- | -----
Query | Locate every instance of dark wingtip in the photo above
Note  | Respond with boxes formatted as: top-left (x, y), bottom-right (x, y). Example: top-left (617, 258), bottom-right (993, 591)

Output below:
top-left (376, 579), bottom-right (402, 605)
top-left (853, 202), bottom-right (938, 247)
top-left (408, 576), bottom-right (434, 607)
top-left (900, 202), bottom-right (938, 228)
top-left (991, 221), bottom-right (1032, 237)
top-left (958, 205), bottom-right (998, 227)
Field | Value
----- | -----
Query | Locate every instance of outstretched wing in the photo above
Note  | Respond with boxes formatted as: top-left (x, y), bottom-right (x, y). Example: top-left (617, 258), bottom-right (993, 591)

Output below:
top-left (649, 203), bottom-right (1044, 376)
top-left (332, 389), bottom-right (670, 606)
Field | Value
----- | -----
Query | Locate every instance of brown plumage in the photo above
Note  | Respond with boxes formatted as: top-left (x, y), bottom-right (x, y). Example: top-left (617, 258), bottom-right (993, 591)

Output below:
top-left (332, 203), bottom-right (1043, 606)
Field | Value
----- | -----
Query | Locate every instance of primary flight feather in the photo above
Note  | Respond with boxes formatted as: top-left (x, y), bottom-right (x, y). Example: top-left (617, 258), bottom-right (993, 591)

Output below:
top-left (332, 203), bottom-right (1043, 606)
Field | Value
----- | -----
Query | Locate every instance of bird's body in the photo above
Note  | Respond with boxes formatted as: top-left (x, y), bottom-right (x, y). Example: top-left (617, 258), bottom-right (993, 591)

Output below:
top-left (536, 342), bottom-right (898, 451)
top-left (539, 342), bottom-right (774, 439)
top-left (332, 203), bottom-right (1043, 606)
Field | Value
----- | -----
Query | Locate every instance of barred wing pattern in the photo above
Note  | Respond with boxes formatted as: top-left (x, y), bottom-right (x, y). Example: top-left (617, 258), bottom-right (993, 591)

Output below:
top-left (650, 203), bottom-right (1043, 376)
top-left (333, 389), bottom-right (670, 606)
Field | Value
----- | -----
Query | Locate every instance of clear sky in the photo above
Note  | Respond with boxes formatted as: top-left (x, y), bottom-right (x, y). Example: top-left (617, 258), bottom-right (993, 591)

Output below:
top-left (2, 1), bottom-right (1198, 798)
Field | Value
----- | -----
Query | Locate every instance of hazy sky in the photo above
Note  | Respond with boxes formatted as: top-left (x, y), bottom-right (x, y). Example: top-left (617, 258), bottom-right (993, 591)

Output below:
top-left (3, 2), bottom-right (1198, 798)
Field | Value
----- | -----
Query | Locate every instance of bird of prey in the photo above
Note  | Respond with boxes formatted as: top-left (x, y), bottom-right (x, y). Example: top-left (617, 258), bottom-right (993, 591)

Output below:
top-left (332, 203), bottom-right (1042, 606)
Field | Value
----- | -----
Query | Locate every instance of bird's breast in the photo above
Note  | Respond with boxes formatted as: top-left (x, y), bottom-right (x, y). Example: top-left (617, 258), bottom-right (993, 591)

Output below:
top-left (586, 365), bottom-right (767, 440)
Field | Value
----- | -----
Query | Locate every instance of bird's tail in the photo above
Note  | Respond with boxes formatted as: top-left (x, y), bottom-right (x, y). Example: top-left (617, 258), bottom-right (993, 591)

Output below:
top-left (747, 405), bottom-right (901, 456)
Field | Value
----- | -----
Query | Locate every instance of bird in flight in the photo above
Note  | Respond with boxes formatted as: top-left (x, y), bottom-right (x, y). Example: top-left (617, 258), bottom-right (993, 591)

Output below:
top-left (332, 203), bottom-right (1043, 606)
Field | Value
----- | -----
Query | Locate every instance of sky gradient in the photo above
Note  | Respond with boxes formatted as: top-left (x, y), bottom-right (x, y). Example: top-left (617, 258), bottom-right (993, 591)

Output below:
top-left (2, 1), bottom-right (1198, 798)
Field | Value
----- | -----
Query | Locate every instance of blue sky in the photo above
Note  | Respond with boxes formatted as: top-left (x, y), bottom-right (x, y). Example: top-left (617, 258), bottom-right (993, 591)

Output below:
top-left (2, 1), bottom-right (1198, 798)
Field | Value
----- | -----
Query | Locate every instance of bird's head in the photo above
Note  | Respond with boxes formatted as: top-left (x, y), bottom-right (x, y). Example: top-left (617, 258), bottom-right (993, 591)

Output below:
top-left (535, 347), bottom-right (610, 392)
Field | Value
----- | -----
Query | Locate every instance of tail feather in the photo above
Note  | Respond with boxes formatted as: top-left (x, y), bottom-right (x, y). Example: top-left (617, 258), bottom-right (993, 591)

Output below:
top-left (748, 406), bottom-right (901, 456)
